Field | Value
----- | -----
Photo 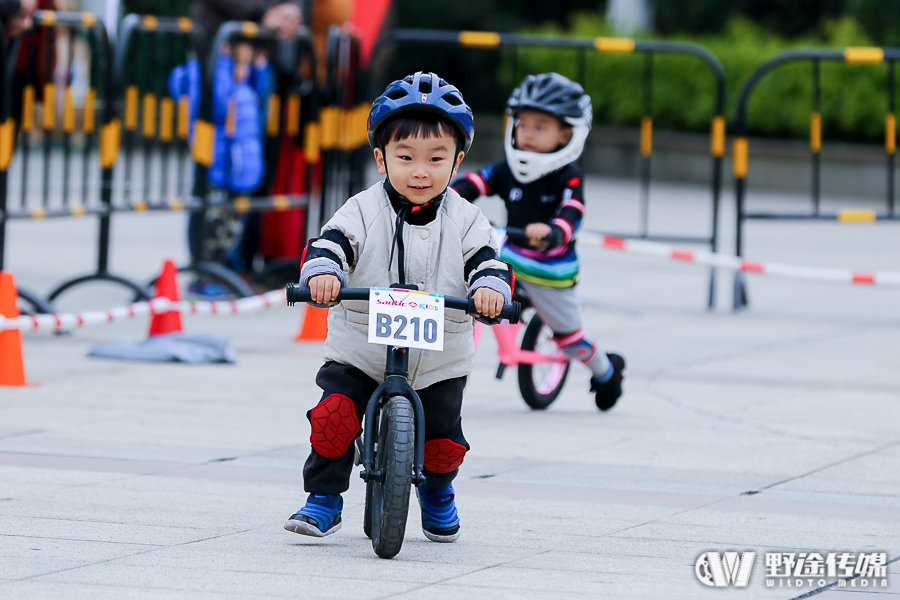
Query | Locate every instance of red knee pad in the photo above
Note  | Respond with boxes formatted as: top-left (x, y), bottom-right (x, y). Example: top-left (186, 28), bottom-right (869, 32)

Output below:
top-left (309, 394), bottom-right (360, 458)
top-left (423, 439), bottom-right (467, 473)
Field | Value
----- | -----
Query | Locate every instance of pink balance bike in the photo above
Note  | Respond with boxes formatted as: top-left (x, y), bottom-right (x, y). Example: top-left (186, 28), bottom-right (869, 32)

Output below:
top-left (474, 294), bottom-right (569, 410)
top-left (475, 226), bottom-right (572, 409)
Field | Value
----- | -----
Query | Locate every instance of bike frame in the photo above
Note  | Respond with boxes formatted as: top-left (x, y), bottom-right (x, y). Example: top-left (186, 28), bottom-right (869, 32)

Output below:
top-left (360, 345), bottom-right (427, 487)
top-left (473, 319), bottom-right (568, 368)
top-left (286, 283), bottom-right (521, 488)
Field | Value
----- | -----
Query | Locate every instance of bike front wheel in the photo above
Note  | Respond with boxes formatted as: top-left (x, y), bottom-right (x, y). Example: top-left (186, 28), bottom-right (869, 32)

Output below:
top-left (368, 395), bottom-right (415, 558)
top-left (517, 313), bottom-right (570, 410)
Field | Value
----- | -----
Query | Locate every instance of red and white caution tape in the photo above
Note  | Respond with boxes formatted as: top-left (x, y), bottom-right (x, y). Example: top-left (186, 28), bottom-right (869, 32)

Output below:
top-left (7, 227), bottom-right (897, 334)
top-left (0, 289), bottom-right (287, 333)
top-left (578, 230), bottom-right (900, 286)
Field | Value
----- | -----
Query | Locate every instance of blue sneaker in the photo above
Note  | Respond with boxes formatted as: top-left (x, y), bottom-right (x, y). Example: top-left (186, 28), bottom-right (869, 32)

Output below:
top-left (417, 482), bottom-right (460, 542)
top-left (284, 494), bottom-right (342, 537)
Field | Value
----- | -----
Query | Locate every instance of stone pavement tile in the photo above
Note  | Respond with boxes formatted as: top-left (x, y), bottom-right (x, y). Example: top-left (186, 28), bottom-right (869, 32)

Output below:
top-left (0, 580), bottom-right (294, 600)
top-left (457, 493), bottom-right (682, 529)
top-left (392, 572), bottom-right (799, 600)
top-left (613, 511), bottom-right (899, 552)
top-left (112, 532), bottom-right (479, 582)
top-left (1, 515), bottom-right (228, 547)
top-left (566, 534), bottom-right (717, 558)
top-left (389, 583), bottom-right (598, 600)
top-left (504, 548), bottom-right (678, 575)
top-left (406, 564), bottom-right (705, 599)
top-left (52, 473), bottom-right (297, 519)
top-left (0, 465), bottom-right (131, 487)
top-left (33, 563), bottom-right (417, 599)
top-left (0, 534), bottom-right (157, 560)
top-left (818, 594), bottom-right (900, 598)
top-left (0, 556), bottom-right (91, 579)
top-left (776, 446), bottom-right (900, 497)
top-left (0, 481), bottom-right (74, 500)
top-left (485, 463), bottom-right (770, 497)
top-left (705, 493), bottom-right (900, 525)
top-left (674, 498), bottom-right (900, 535)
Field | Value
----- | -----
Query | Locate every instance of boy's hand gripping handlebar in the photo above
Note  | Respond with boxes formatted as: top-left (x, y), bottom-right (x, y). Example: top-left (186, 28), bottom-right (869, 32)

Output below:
top-left (286, 284), bottom-right (522, 324)
top-left (504, 226), bottom-right (564, 247)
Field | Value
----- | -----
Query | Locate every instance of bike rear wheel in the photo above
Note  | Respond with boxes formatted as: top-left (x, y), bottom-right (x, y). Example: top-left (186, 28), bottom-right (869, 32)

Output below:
top-left (368, 395), bottom-right (415, 558)
top-left (517, 313), bottom-right (570, 410)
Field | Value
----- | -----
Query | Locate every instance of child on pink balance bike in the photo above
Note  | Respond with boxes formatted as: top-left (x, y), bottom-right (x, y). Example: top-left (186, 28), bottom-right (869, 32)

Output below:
top-left (452, 72), bottom-right (625, 412)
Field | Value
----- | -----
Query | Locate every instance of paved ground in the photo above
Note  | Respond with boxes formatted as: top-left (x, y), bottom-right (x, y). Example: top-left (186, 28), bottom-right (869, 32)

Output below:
top-left (1, 172), bottom-right (899, 599)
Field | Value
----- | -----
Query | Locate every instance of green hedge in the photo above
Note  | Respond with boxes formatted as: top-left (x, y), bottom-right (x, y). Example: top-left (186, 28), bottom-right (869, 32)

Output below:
top-left (507, 14), bottom-right (895, 142)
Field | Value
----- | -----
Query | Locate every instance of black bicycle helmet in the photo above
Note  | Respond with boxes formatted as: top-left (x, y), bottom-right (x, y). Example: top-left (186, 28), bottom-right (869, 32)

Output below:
top-left (506, 72), bottom-right (591, 124)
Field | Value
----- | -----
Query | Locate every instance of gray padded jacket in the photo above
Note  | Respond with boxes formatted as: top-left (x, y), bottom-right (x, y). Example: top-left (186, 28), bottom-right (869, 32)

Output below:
top-left (299, 182), bottom-right (511, 389)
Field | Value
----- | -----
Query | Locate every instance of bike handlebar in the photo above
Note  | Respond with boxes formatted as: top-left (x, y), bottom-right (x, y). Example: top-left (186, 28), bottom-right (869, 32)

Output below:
top-left (286, 284), bottom-right (521, 324)
top-left (504, 226), bottom-right (564, 246)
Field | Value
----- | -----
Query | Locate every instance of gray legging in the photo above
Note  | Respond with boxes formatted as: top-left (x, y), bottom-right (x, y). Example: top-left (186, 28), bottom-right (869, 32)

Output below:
top-left (519, 280), bottom-right (611, 378)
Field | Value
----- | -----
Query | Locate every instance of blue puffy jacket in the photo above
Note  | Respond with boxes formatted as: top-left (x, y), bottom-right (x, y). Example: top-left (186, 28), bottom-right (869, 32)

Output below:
top-left (168, 56), bottom-right (274, 192)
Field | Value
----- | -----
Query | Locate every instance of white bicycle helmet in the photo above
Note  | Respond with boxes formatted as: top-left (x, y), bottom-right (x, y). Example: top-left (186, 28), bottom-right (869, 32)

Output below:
top-left (505, 73), bottom-right (592, 184)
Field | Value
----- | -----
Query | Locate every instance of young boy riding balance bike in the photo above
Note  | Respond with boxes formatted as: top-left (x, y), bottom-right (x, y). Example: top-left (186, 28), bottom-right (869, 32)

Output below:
top-left (452, 72), bottom-right (626, 411)
top-left (285, 72), bottom-right (512, 543)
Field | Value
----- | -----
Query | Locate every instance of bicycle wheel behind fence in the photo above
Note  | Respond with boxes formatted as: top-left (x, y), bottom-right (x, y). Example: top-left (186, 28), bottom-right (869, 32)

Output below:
top-left (517, 313), bottom-right (570, 410)
top-left (367, 395), bottom-right (415, 559)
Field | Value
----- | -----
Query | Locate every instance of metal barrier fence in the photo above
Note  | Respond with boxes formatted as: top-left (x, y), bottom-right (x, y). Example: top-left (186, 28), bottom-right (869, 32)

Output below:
top-left (2, 11), bottom-right (150, 307)
top-left (0, 16), bottom-right (53, 314)
top-left (370, 29), bottom-right (727, 307)
top-left (731, 47), bottom-right (900, 309)
top-left (0, 12), bottom-right (355, 310)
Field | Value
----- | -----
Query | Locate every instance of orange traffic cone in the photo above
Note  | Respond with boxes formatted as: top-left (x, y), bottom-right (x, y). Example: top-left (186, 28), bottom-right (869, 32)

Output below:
top-left (148, 259), bottom-right (183, 337)
top-left (0, 271), bottom-right (30, 386)
top-left (294, 305), bottom-right (329, 342)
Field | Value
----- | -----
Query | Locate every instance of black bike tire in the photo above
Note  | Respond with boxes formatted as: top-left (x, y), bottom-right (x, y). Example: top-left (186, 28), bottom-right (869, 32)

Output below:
top-left (517, 313), bottom-right (570, 410)
top-left (370, 395), bottom-right (415, 559)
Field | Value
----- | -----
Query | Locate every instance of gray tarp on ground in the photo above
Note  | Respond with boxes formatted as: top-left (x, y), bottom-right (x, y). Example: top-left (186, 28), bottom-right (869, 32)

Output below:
top-left (89, 333), bottom-right (237, 364)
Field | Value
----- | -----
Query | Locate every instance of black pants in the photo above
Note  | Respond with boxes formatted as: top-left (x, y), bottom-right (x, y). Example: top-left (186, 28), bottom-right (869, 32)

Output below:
top-left (302, 362), bottom-right (469, 494)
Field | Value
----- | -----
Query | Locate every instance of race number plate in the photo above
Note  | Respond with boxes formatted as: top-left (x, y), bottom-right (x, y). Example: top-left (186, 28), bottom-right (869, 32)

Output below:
top-left (367, 288), bottom-right (445, 351)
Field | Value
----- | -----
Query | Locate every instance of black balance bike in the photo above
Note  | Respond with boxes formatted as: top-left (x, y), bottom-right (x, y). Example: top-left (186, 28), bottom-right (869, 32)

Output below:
top-left (287, 284), bottom-right (520, 559)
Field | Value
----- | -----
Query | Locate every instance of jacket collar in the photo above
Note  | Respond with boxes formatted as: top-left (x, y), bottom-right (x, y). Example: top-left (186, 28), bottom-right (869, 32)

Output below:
top-left (383, 181), bottom-right (443, 226)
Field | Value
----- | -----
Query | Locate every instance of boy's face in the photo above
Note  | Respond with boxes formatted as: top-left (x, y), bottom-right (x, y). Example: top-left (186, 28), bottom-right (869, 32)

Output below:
top-left (374, 133), bottom-right (464, 204)
top-left (514, 109), bottom-right (573, 154)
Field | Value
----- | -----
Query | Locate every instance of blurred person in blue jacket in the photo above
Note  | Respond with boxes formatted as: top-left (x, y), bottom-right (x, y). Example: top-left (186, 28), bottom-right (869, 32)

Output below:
top-left (169, 42), bottom-right (274, 294)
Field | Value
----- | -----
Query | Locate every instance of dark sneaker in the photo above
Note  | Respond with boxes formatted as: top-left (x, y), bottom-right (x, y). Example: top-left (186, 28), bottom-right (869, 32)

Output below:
top-left (284, 494), bottom-right (342, 537)
top-left (591, 353), bottom-right (626, 411)
top-left (417, 482), bottom-right (460, 542)
top-left (186, 280), bottom-right (230, 300)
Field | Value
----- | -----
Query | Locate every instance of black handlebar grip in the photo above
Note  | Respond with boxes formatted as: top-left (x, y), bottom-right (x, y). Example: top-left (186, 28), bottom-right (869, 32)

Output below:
top-left (285, 283), bottom-right (308, 306)
top-left (462, 298), bottom-right (521, 324)
top-left (504, 300), bottom-right (522, 324)
top-left (287, 284), bottom-right (370, 305)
